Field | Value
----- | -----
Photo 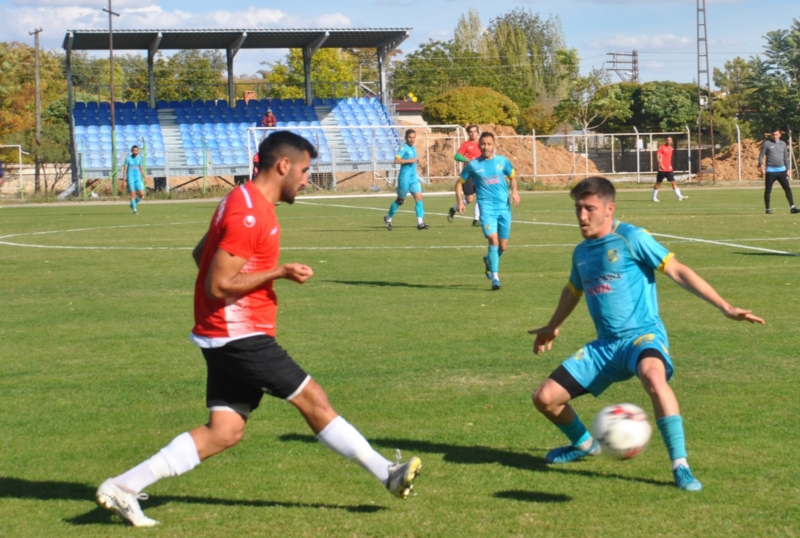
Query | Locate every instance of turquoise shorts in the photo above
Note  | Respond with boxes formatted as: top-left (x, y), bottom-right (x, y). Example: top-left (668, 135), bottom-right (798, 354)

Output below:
top-left (397, 176), bottom-right (422, 198)
top-left (479, 207), bottom-right (512, 240)
top-left (127, 177), bottom-right (144, 193)
top-left (561, 326), bottom-right (674, 396)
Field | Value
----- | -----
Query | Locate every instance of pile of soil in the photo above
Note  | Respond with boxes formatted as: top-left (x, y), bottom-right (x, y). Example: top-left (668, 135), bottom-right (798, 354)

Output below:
top-left (697, 139), bottom-right (764, 181)
top-left (421, 124), bottom-right (601, 185)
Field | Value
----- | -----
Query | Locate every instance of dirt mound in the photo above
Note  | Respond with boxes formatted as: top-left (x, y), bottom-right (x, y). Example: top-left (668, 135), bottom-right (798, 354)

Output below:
top-left (698, 139), bottom-right (763, 181)
top-left (420, 124), bottom-right (601, 184)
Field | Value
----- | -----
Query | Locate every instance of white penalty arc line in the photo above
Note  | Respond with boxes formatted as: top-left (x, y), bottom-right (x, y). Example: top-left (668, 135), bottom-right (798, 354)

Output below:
top-left (297, 200), bottom-right (800, 257)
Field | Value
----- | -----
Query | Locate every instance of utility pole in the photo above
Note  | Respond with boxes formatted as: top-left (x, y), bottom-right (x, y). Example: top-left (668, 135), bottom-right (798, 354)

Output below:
top-left (103, 0), bottom-right (120, 195)
top-left (30, 28), bottom-right (43, 192)
top-left (605, 51), bottom-right (639, 84)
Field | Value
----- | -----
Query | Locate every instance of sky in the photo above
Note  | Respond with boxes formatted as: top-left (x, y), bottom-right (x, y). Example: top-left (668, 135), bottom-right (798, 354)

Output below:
top-left (0, 0), bottom-right (795, 86)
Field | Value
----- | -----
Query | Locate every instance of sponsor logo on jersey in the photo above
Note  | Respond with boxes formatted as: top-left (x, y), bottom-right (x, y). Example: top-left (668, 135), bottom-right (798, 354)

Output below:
top-left (269, 226), bottom-right (279, 236)
top-left (586, 283), bottom-right (612, 296)
top-left (485, 177), bottom-right (501, 185)
top-left (607, 248), bottom-right (619, 263)
top-left (244, 215), bottom-right (256, 228)
top-left (582, 273), bottom-right (621, 286)
top-left (571, 348), bottom-right (586, 361)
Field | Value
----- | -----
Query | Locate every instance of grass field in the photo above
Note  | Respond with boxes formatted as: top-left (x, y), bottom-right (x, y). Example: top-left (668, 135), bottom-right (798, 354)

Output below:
top-left (1, 188), bottom-right (799, 537)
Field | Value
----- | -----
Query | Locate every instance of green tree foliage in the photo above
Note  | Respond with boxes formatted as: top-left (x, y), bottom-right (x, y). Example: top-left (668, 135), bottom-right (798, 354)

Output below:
top-left (259, 48), bottom-right (357, 99)
top-left (554, 51), bottom-right (632, 131)
top-left (422, 86), bottom-right (518, 126)
top-left (520, 103), bottom-right (560, 134)
top-left (392, 8), bottom-right (568, 112)
top-left (639, 81), bottom-right (697, 131)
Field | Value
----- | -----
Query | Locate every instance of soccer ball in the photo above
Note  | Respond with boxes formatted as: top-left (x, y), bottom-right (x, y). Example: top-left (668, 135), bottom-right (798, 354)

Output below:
top-left (591, 403), bottom-right (652, 460)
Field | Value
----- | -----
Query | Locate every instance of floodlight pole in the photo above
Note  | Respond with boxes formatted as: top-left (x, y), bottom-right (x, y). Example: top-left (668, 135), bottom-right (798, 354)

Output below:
top-left (104, 0), bottom-right (120, 195)
top-left (30, 28), bottom-right (43, 192)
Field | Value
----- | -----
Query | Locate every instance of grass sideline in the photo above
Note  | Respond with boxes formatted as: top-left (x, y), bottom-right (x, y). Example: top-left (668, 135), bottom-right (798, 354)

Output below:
top-left (1, 189), bottom-right (798, 537)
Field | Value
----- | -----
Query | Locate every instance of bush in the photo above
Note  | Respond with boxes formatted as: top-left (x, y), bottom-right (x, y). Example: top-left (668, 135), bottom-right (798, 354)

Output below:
top-left (520, 103), bottom-right (560, 135)
top-left (422, 87), bottom-right (519, 126)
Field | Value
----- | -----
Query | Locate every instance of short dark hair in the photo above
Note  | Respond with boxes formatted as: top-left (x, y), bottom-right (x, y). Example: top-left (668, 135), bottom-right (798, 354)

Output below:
top-left (467, 123), bottom-right (479, 133)
top-left (570, 176), bottom-right (616, 202)
top-left (771, 127), bottom-right (782, 134)
top-left (405, 129), bottom-right (416, 138)
top-left (131, 145), bottom-right (138, 150)
top-left (258, 131), bottom-right (317, 171)
top-left (479, 132), bottom-right (495, 141)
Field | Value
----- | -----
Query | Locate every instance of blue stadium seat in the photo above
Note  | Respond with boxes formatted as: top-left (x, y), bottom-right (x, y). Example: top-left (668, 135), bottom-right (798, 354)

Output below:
top-left (87, 102), bottom-right (99, 110)
top-left (187, 156), bottom-right (199, 166)
top-left (136, 101), bottom-right (148, 109)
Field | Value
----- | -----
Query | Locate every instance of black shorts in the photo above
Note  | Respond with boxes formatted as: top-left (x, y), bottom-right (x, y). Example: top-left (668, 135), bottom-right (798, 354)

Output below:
top-left (656, 171), bottom-right (675, 183)
top-left (201, 335), bottom-right (309, 411)
top-left (462, 178), bottom-right (476, 196)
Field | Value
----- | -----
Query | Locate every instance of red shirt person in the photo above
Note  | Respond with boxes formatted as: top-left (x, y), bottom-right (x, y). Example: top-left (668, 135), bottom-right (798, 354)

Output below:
top-left (261, 108), bottom-right (277, 128)
top-left (448, 123), bottom-right (483, 226)
top-left (652, 136), bottom-right (687, 203)
top-left (95, 131), bottom-right (421, 528)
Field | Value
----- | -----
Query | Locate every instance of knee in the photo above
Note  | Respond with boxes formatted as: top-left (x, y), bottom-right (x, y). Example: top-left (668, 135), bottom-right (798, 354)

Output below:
top-left (532, 385), bottom-right (556, 413)
top-left (210, 425), bottom-right (244, 449)
top-left (395, 197), bottom-right (405, 206)
top-left (640, 368), bottom-right (668, 396)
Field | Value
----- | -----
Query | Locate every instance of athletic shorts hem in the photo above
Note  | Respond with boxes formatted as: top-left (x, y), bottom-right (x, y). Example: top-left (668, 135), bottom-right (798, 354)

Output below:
top-left (656, 171), bottom-right (675, 183)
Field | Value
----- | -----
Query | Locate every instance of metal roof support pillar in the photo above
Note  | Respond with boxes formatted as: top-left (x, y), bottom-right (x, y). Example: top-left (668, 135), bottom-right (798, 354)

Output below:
top-left (303, 32), bottom-right (329, 105)
top-left (226, 32), bottom-right (247, 106)
top-left (148, 32), bottom-right (162, 108)
top-left (376, 31), bottom-right (408, 107)
top-left (64, 32), bottom-right (79, 190)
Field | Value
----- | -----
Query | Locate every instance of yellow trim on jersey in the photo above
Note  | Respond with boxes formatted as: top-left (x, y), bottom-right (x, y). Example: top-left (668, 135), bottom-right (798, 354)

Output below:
top-left (657, 252), bottom-right (674, 273)
top-left (507, 169), bottom-right (516, 178)
top-left (567, 281), bottom-right (583, 298)
top-left (458, 177), bottom-right (467, 184)
top-left (612, 220), bottom-right (620, 233)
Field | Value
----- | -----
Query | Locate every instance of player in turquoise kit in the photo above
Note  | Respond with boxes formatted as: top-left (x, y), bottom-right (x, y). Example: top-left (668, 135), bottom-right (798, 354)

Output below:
top-left (384, 129), bottom-right (428, 231)
top-left (457, 132), bottom-right (519, 290)
top-left (529, 176), bottom-right (764, 491)
top-left (123, 145), bottom-right (145, 214)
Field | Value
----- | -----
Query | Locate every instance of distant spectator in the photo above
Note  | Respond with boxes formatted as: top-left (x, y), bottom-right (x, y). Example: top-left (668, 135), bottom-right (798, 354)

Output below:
top-left (262, 108), bottom-right (277, 128)
top-left (759, 127), bottom-right (799, 214)
top-left (0, 157), bottom-right (4, 188)
top-left (251, 152), bottom-right (259, 180)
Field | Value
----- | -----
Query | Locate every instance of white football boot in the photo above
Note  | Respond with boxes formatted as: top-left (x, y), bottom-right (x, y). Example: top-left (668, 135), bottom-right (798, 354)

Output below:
top-left (96, 478), bottom-right (159, 527)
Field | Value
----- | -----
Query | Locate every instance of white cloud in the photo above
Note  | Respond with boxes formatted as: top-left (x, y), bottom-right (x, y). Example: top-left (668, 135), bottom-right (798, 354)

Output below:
top-left (0, 3), bottom-right (351, 49)
top-left (586, 33), bottom-right (692, 51)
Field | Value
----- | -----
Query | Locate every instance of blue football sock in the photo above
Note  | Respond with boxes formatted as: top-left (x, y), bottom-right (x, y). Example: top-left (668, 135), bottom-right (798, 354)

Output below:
top-left (488, 245), bottom-right (500, 273)
top-left (415, 200), bottom-right (424, 219)
top-left (498, 248), bottom-right (505, 258)
top-left (657, 415), bottom-right (688, 461)
top-left (135, 196), bottom-right (142, 204)
top-left (556, 415), bottom-right (591, 447)
top-left (130, 199), bottom-right (137, 210)
top-left (388, 201), bottom-right (399, 218)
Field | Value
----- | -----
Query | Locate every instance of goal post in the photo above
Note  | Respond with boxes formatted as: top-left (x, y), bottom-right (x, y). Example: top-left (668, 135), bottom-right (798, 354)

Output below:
top-left (0, 145), bottom-right (28, 200)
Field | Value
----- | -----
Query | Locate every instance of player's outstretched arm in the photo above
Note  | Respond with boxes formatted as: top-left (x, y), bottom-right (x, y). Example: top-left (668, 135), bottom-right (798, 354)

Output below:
top-left (206, 249), bottom-right (313, 299)
top-left (664, 257), bottom-right (765, 324)
top-left (455, 181), bottom-right (465, 213)
top-left (528, 286), bottom-right (582, 354)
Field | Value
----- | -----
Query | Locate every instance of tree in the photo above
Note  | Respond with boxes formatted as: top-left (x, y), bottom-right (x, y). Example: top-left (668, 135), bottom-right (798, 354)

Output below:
top-left (259, 48), bottom-right (357, 99)
top-left (713, 57), bottom-right (755, 119)
top-left (422, 86), bottom-right (519, 126)
top-left (554, 51), bottom-right (631, 131)
top-left (639, 82), bottom-right (697, 132)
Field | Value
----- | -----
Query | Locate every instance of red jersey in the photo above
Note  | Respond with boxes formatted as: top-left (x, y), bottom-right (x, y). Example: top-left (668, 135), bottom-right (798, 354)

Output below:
top-left (657, 145), bottom-right (673, 172)
top-left (457, 141), bottom-right (481, 161)
top-left (192, 182), bottom-right (281, 343)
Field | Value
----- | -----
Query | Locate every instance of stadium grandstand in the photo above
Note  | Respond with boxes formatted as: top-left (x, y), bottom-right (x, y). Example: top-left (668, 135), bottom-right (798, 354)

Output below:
top-left (63, 29), bottom-right (409, 185)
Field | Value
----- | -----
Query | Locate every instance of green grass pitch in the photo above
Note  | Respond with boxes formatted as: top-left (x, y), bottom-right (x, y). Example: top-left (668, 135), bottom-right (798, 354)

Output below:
top-left (1, 188), bottom-right (798, 537)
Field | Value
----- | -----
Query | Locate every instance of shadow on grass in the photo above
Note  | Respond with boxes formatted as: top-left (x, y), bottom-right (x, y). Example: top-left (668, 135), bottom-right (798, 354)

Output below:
top-left (279, 434), bottom-right (673, 489)
top-left (326, 279), bottom-right (471, 289)
top-left (493, 490), bottom-right (571, 503)
top-left (0, 477), bottom-right (385, 526)
top-left (733, 251), bottom-right (799, 257)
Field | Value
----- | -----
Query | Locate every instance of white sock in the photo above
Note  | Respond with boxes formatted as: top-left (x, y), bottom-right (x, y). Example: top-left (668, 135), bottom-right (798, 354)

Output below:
top-left (674, 188), bottom-right (682, 198)
top-left (577, 437), bottom-right (595, 451)
top-left (652, 190), bottom-right (658, 200)
top-left (112, 432), bottom-right (201, 493)
top-left (417, 217), bottom-right (424, 225)
top-left (492, 272), bottom-right (499, 280)
top-left (316, 416), bottom-right (391, 485)
top-left (671, 457), bottom-right (688, 470)
top-left (474, 203), bottom-right (480, 219)
top-left (385, 216), bottom-right (392, 222)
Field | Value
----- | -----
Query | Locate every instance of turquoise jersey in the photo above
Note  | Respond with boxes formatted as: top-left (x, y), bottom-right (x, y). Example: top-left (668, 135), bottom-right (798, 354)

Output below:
top-left (568, 221), bottom-right (673, 340)
top-left (124, 155), bottom-right (143, 180)
top-left (396, 144), bottom-right (417, 184)
top-left (460, 155), bottom-right (515, 210)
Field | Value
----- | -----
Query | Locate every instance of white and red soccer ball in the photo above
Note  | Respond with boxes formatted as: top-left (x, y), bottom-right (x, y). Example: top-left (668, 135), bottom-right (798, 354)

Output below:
top-left (591, 403), bottom-right (652, 460)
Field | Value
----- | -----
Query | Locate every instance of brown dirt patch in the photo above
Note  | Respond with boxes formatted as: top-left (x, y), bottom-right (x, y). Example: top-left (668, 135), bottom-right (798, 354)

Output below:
top-left (697, 139), bottom-right (766, 182)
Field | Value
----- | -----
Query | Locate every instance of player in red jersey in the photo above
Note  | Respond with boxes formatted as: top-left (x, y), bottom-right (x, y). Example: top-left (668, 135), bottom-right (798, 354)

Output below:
top-left (96, 132), bottom-right (422, 527)
top-left (651, 137), bottom-right (687, 202)
top-left (448, 124), bottom-right (482, 226)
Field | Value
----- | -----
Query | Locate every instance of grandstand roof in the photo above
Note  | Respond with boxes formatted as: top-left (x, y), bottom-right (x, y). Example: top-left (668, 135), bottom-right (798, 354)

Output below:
top-left (63, 28), bottom-right (411, 51)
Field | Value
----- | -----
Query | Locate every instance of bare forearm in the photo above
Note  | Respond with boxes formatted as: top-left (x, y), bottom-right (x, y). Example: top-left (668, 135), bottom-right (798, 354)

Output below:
top-left (455, 182), bottom-right (464, 204)
top-left (667, 262), bottom-right (730, 312)
top-left (546, 287), bottom-right (582, 329)
top-left (207, 266), bottom-right (286, 299)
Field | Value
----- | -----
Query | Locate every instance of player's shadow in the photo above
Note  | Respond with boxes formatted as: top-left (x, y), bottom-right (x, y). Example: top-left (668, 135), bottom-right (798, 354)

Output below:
top-left (279, 434), bottom-right (674, 489)
top-left (0, 476), bottom-right (384, 526)
top-left (734, 252), bottom-right (799, 257)
top-left (493, 490), bottom-right (571, 503)
top-left (326, 279), bottom-right (471, 289)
